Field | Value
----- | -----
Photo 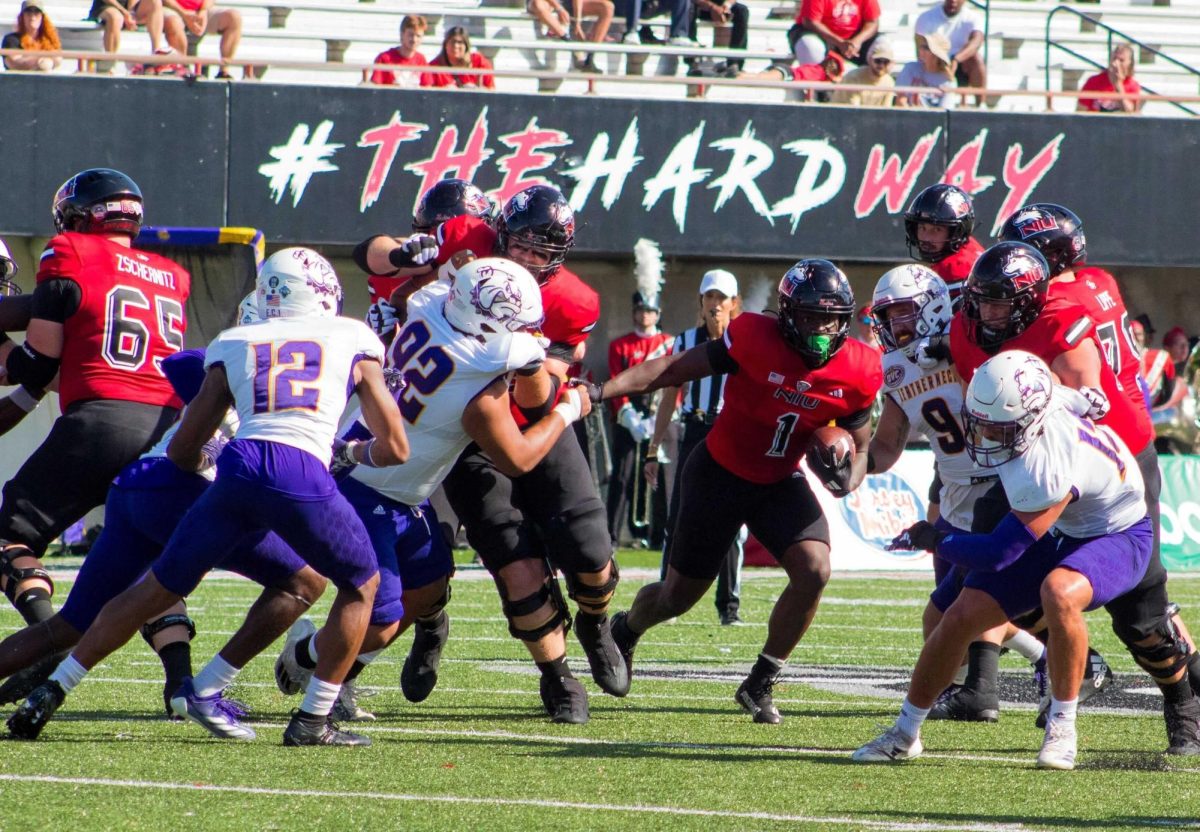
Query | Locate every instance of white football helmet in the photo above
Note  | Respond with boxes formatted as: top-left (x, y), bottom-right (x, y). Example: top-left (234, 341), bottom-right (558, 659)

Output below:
top-left (962, 349), bottom-right (1055, 468)
top-left (236, 291), bottom-right (260, 326)
top-left (444, 257), bottom-right (544, 341)
top-left (0, 239), bottom-right (19, 297)
top-left (256, 247), bottom-right (343, 320)
top-left (871, 264), bottom-right (952, 359)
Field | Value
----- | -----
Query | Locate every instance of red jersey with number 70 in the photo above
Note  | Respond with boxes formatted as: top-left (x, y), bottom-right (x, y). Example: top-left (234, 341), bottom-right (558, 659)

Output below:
top-left (705, 313), bottom-right (882, 484)
top-left (37, 232), bottom-right (190, 412)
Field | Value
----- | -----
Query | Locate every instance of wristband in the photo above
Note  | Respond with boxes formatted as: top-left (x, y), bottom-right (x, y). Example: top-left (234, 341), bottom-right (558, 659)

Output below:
top-left (361, 438), bottom-right (383, 468)
top-left (553, 391), bottom-right (583, 425)
top-left (9, 385), bottom-right (40, 413)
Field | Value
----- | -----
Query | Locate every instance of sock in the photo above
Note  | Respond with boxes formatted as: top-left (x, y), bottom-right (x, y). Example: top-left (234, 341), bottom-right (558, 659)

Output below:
top-left (15, 587), bottom-right (54, 626)
top-left (343, 648), bottom-right (381, 683)
top-left (1161, 677), bottom-right (1195, 705)
top-left (299, 677), bottom-right (341, 717)
top-left (952, 661), bottom-right (968, 686)
top-left (612, 612), bottom-right (642, 645)
top-left (751, 653), bottom-right (784, 681)
top-left (1004, 630), bottom-right (1045, 664)
top-left (157, 642), bottom-right (193, 689)
top-left (192, 654), bottom-right (240, 698)
top-left (49, 654), bottom-right (89, 694)
top-left (535, 654), bottom-right (572, 680)
top-left (297, 635), bottom-right (317, 670)
top-left (896, 697), bottom-right (930, 739)
top-left (1047, 696), bottom-right (1078, 726)
top-left (964, 642), bottom-right (1000, 694)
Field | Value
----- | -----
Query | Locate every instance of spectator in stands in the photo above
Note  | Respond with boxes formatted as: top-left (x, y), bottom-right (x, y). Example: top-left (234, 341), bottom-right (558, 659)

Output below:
top-left (529, 0), bottom-right (613, 72)
top-left (3, 1), bottom-right (61, 72)
top-left (365, 14), bottom-right (429, 86)
top-left (895, 33), bottom-right (957, 108)
top-left (1164, 325), bottom-right (1192, 378)
top-left (422, 26), bottom-right (495, 90)
top-left (914, 0), bottom-right (985, 106)
top-left (831, 36), bottom-right (895, 106)
top-left (618, 0), bottom-right (694, 46)
top-left (162, 0), bottom-right (253, 79)
top-left (741, 49), bottom-right (844, 101)
top-left (788, 0), bottom-right (879, 67)
top-left (688, 0), bottom-right (749, 72)
top-left (87, 0), bottom-right (182, 64)
top-left (1132, 316), bottom-right (1186, 421)
top-left (1078, 43), bottom-right (1142, 114)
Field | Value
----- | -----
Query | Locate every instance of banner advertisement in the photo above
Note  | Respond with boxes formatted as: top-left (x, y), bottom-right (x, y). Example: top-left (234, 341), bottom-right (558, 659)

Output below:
top-left (1157, 455), bottom-right (1200, 572)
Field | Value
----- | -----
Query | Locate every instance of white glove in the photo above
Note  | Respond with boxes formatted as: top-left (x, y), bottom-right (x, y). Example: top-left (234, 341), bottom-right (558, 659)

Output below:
top-left (617, 403), bottom-right (640, 434)
top-left (387, 234), bottom-right (439, 269)
top-left (913, 334), bottom-right (949, 370)
top-left (199, 433), bottom-right (229, 471)
top-left (632, 413), bottom-right (656, 443)
top-left (366, 300), bottom-right (398, 338)
top-left (1060, 385), bottom-right (1110, 421)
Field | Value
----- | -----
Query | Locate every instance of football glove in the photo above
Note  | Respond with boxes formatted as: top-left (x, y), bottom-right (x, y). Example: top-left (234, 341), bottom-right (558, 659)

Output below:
top-left (569, 377), bottom-right (604, 405)
top-left (329, 438), bottom-right (359, 479)
top-left (387, 234), bottom-right (439, 269)
top-left (366, 299), bottom-right (398, 338)
top-left (913, 334), bottom-right (951, 370)
top-left (808, 446), bottom-right (853, 498)
top-left (887, 520), bottom-right (946, 553)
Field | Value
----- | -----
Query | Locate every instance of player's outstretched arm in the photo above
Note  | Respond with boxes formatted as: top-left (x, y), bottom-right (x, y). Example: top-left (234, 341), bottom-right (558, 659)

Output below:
top-left (592, 340), bottom-right (720, 404)
top-left (867, 396), bottom-right (910, 475)
top-left (0, 295), bottom-right (34, 333)
top-left (354, 358), bottom-right (410, 467)
top-left (464, 379), bottom-right (590, 477)
top-left (0, 385), bottom-right (45, 437)
top-left (168, 367), bottom-right (234, 471)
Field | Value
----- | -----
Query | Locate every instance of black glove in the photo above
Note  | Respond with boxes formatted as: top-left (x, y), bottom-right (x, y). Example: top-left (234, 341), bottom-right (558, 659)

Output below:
top-left (808, 447), bottom-right (853, 498)
top-left (387, 234), bottom-right (439, 269)
top-left (568, 377), bottom-right (603, 404)
top-left (887, 520), bottom-right (946, 553)
top-left (329, 438), bottom-right (358, 481)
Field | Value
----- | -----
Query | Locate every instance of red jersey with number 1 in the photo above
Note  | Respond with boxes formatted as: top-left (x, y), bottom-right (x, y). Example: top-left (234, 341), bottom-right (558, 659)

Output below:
top-left (38, 232), bottom-right (190, 412)
top-left (949, 297), bottom-right (1153, 455)
top-left (705, 313), bottom-right (882, 484)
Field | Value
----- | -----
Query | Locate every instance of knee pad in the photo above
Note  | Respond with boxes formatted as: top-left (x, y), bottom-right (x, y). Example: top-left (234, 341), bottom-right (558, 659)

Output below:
top-left (542, 501), bottom-right (611, 574)
top-left (0, 542), bottom-right (52, 603)
top-left (564, 558), bottom-right (619, 616)
top-left (464, 508), bottom-right (531, 571)
top-left (498, 577), bottom-right (569, 643)
top-left (1122, 611), bottom-right (1191, 683)
top-left (139, 614), bottom-right (196, 650)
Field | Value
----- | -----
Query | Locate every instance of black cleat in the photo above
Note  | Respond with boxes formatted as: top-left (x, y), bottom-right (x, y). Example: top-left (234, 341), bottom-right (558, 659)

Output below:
top-left (610, 611), bottom-right (639, 682)
top-left (1165, 697), bottom-right (1200, 756)
top-left (928, 685), bottom-right (1000, 722)
top-left (735, 675), bottom-right (781, 724)
top-left (401, 610), bottom-right (449, 703)
top-left (282, 711), bottom-right (371, 747)
top-left (6, 681), bottom-right (65, 741)
top-left (539, 675), bottom-right (589, 724)
top-left (0, 650), bottom-right (69, 705)
top-left (575, 611), bottom-right (630, 697)
top-left (1036, 647), bottom-right (1111, 728)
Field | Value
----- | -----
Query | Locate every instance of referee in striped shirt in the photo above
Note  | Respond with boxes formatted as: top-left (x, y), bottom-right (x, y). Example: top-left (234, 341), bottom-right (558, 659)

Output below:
top-left (644, 269), bottom-right (746, 625)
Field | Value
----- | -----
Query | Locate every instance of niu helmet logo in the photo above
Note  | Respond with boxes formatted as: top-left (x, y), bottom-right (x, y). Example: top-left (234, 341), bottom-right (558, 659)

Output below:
top-left (943, 189), bottom-right (970, 218)
top-left (1000, 252), bottom-right (1045, 290)
top-left (1012, 208), bottom-right (1058, 239)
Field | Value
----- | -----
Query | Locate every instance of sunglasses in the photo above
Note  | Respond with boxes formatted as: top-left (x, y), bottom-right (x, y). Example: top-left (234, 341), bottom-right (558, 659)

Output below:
top-left (872, 58), bottom-right (892, 66)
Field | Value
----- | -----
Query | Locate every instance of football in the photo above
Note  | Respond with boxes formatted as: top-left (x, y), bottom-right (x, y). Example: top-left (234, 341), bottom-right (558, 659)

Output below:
top-left (806, 425), bottom-right (855, 473)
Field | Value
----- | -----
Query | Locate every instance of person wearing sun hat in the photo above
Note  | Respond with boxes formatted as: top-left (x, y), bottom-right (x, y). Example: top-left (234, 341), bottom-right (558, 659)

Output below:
top-left (2, 1), bottom-right (62, 72)
top-left (832, 37), bottom-right (896, 107)
top-left (896, 32), bottom-right (958, 108)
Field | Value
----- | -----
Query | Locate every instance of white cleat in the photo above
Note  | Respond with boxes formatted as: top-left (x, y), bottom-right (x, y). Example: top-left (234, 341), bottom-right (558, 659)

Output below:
top-left (274, 617), bottom-right (317, 696)
top-left (1037, 720), bottom-right (1078, 770)
top-left (333, 680), bottom-right (376, 722)
top-left (851, 725), bottom-right (924, 763)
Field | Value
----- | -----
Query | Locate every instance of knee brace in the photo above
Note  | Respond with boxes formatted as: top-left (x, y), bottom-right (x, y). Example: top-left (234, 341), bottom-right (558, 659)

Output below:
top-left (139, 614), bottom-right (197, 651)
top-left (565, 558), bottom-right (619, 616)
top-left (498, 578), bottom-right (570, 643)
top-left (0, 542), bottom-right (53, 604)
top-left (1122, 611), bottom-right (1191, 684)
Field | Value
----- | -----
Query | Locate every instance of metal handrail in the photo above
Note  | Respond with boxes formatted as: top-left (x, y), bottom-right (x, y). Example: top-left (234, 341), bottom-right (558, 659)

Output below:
top-left (1044, 4), bottom-right (1199, 116)
top-left (967, 0), bottom-right (989, 67)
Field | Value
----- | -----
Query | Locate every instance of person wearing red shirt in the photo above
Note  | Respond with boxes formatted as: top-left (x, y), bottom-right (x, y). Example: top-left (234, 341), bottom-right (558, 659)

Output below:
top-left (354, 185), bottom-right (622, 726)
top-left (162, 0), bottom-right (251, 79)
top-left (591, 260), bottom-right (882, 724)
top-left (904, 183), bottom-right (982, 304)
top-left (0, 169), bottom-right (189, 657)
top-left (747, 50), bottom-right (845, 101)
top-left (421, 26), bottom-right (495, 90)
top-left (366, 14), bottom-right (429, 87)
top-left (1132, 317), bottom-right (1183, 415)
top-left (1078, 43), bottom-right (1142, 114)
top-left (789, 0), bottom-right (880, 66)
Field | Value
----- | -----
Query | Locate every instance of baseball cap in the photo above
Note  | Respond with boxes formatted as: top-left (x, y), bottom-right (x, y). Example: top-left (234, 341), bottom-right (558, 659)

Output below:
top-left (867, 38), bottom-right (894, 63)
top-left (699, 269), bottom-right (737, 297)
top-left (20, 1), bottom-right (43, 11)
top-left (921, 33), bottom-right (952, 65)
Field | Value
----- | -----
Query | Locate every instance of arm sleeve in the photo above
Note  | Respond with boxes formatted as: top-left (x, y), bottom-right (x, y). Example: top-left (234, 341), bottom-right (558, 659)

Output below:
top-left (935, 512), bottom-right (1040, 573)
top-left (29, 278), bottom-right (82, 323)
top-left (352, 235), bottom-right (400, 277)
top-left (705, 337), bottom-right (739, 375)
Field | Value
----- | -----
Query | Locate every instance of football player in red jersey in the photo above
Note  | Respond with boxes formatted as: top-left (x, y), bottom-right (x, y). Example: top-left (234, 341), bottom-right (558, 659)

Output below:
top-left (0, 169), bottom-right (194, 703)
top-left (583, 260), bottom-right (883, 724)
top-left (354, 185), bottom-right (621, 725)
top-left (904, 183), bottom-right (985, 303)
top-left (948, 241), bottom-right (1200, 753)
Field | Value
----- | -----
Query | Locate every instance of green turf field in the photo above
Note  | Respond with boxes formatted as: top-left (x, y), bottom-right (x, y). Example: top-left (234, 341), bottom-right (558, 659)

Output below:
top-left (2, 554), bottom-right (1198, 831)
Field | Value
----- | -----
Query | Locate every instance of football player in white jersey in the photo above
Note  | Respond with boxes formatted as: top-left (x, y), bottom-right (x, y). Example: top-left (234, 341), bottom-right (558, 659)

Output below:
top-left (867, 265), bottom-right (1048, 722)
top-left (853, 350), bottom-right (1154, 769)
top-left (7, 248), bottom-right (409, 747)
top-left (273, 256), bottom-right (593, 711)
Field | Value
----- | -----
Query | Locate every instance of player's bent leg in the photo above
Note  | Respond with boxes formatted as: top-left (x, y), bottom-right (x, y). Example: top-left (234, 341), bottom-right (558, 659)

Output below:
top-left (401, 578), bottom-right (452, 703)
top-left (0, 542), bottom-right (54, 626)
top-left (0, 615), bottom-right (80, 682)
top-left (139, 602), bottom-right (196, 716)
top-left (566, 559), bottom-right (629, 697)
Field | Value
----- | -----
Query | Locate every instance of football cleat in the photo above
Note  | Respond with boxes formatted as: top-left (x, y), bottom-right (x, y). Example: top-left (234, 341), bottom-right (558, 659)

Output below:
top-left (574, 611), bottom-right (630, 698)
top-left (1036, 719), bottom-right (1078, 770)
top-left (609, 611), bottom-right (639, 681)
top-left (735, 674), bottom-right (782, 724)
top-left (401, 610), bottom-right (449, 703)
top-left (539, 674), bottom-right (589, 725)
top-left (719, 611), bottom-right (745, 626)
top-left (851, 725), bottom-right (924, 763)
top-left (274, 618), bottom-right (317, 696)
top-left (282, 711), bottom-right (371, 747)
top-left (1036, 648), bottom-right (1110, 728)
top-left (169, 678), bottom-right (256, 741)
top-left (333, 680), bottom-right (376, 722)
top-left (0, 650), bottom-right (68, 704)
top-left (1164, 697), bottom-right (1200, 756)
top-left (5, 681), bottom-right (65, 741)
top-left (928, 685), bottom-right (1000, 723)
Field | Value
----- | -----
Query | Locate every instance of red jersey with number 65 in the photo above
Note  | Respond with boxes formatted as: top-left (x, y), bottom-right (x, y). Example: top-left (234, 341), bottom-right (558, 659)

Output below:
top-left (1050, 267), bottom-right (1148, 423)
top-left (38, 232), bottom-right (190, 412)
top-left (950, 297), bottom-right (1153, 455)
top-left (706, 313), bottom-right (882, 484)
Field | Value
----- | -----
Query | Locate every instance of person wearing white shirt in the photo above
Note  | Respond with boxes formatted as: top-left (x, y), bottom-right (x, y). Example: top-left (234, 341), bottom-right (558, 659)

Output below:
top-left (914, 0), bottom-right (985, 105)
